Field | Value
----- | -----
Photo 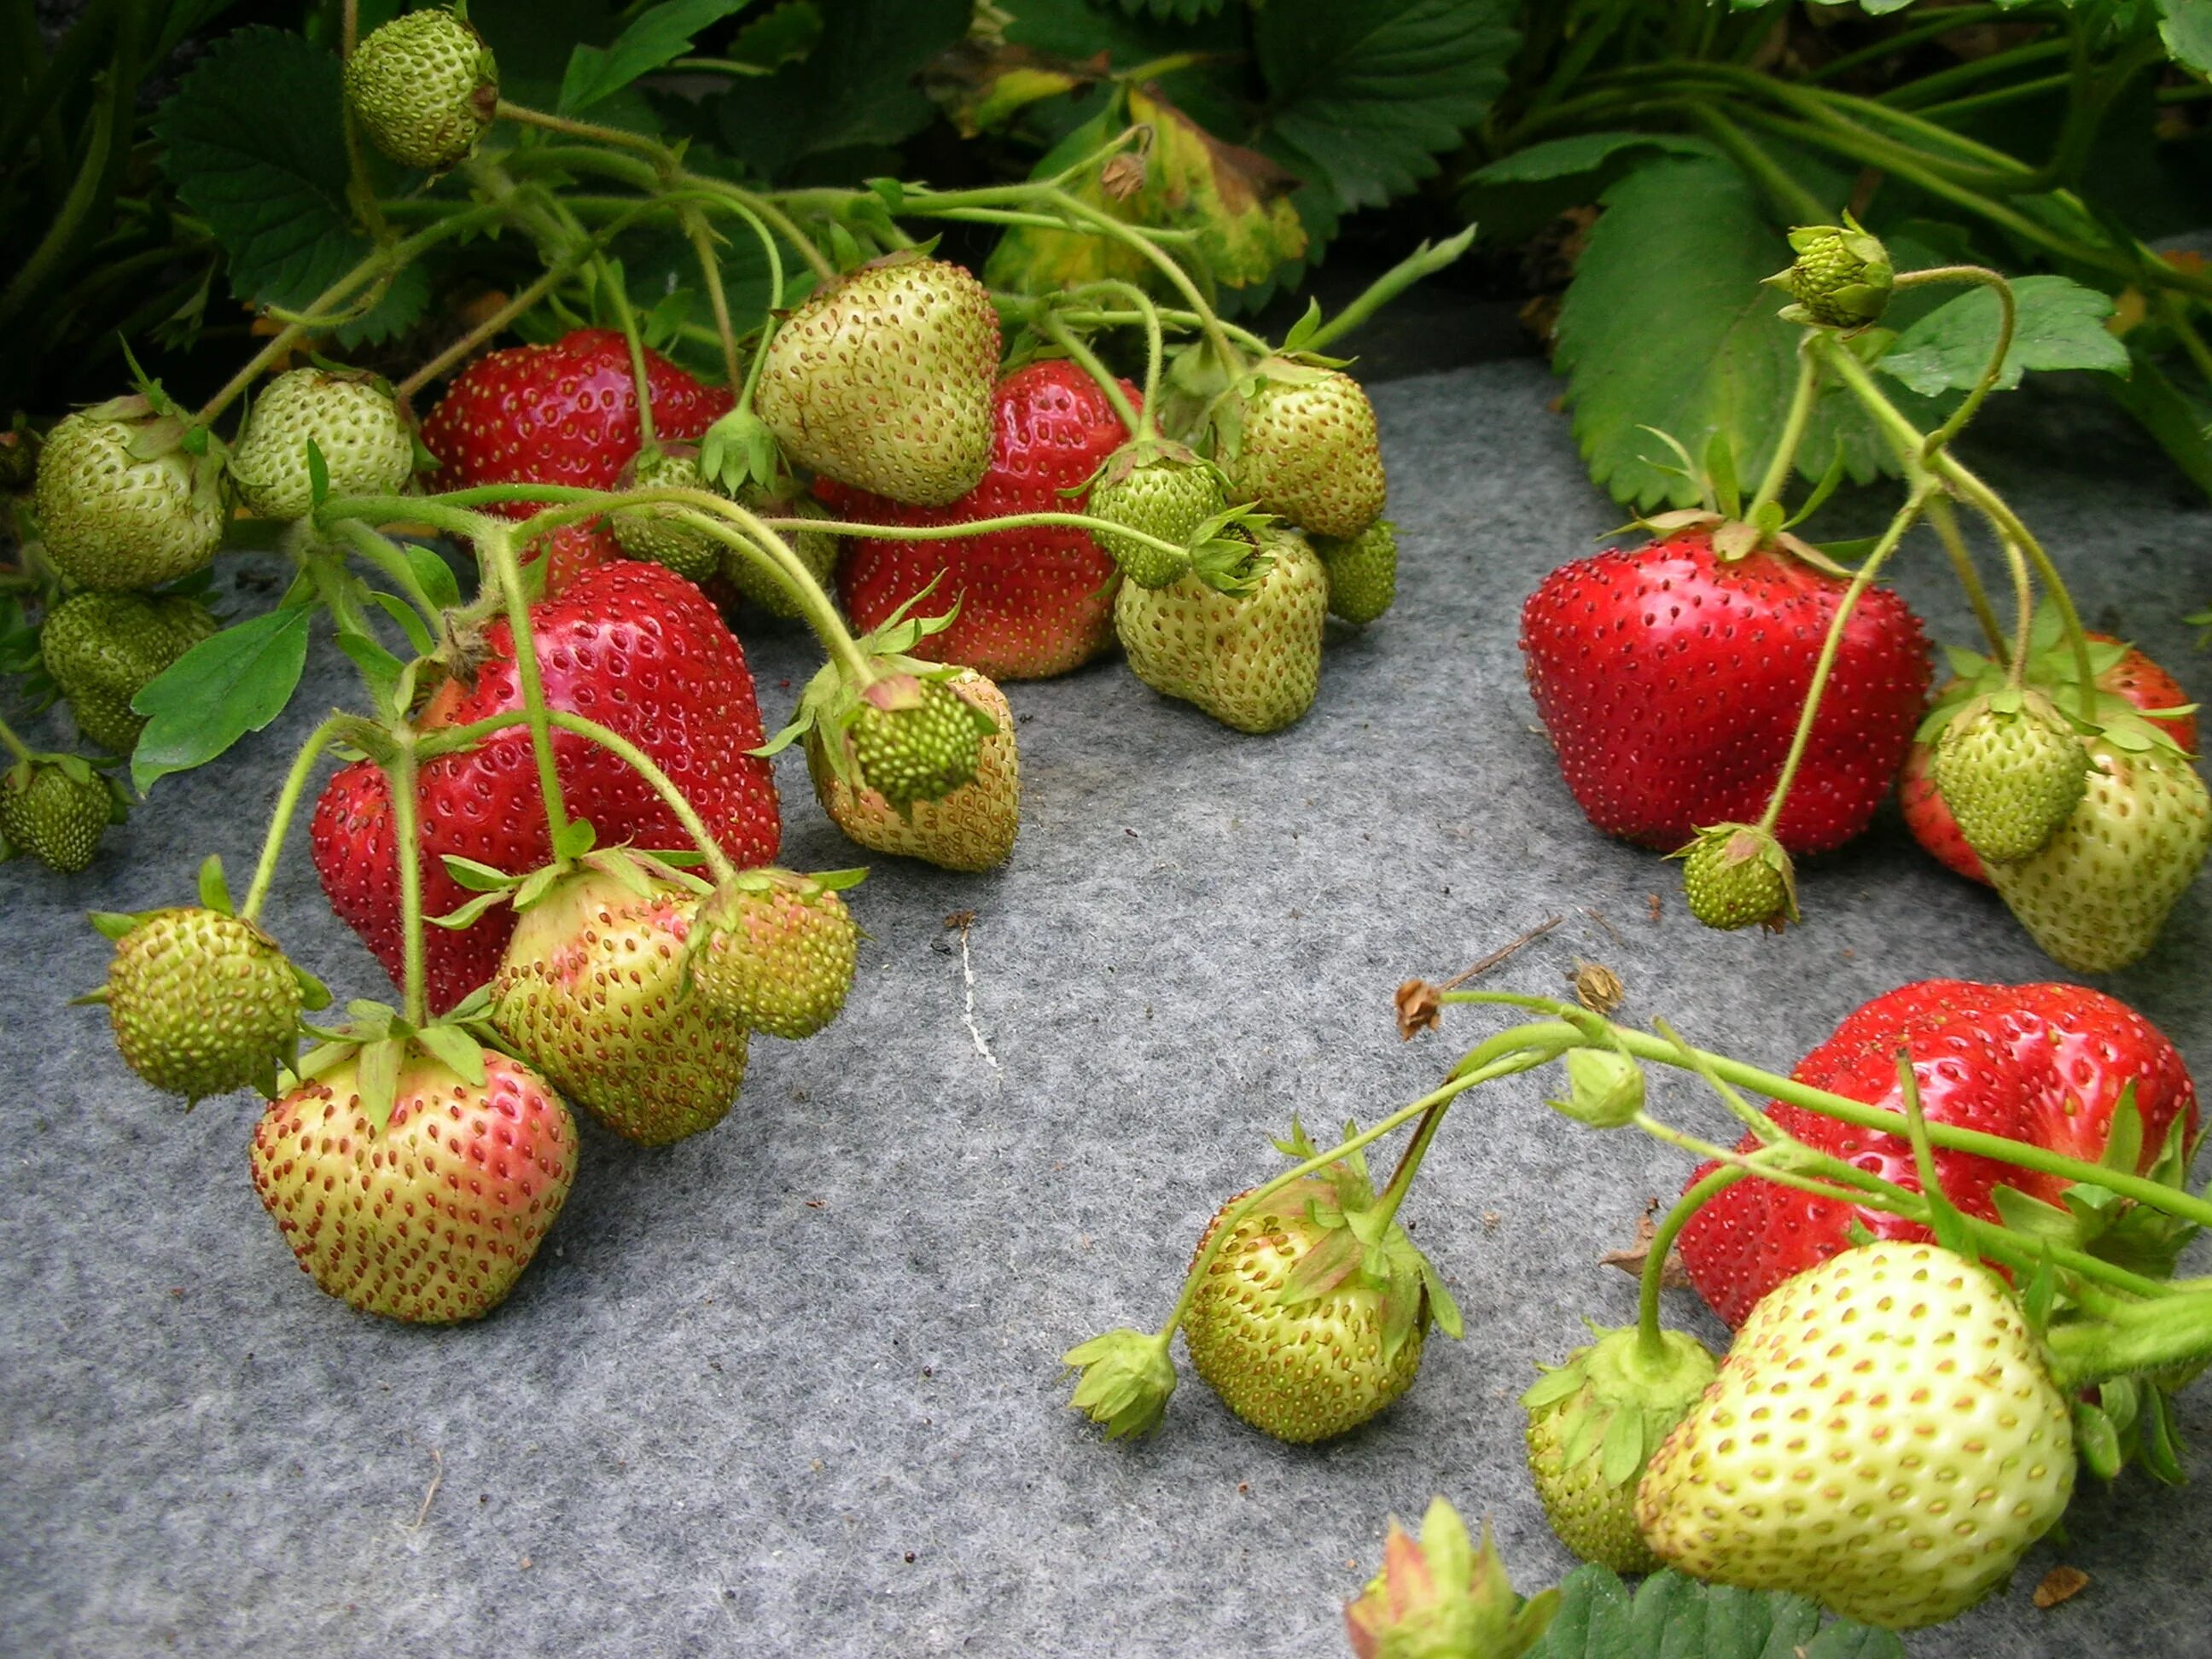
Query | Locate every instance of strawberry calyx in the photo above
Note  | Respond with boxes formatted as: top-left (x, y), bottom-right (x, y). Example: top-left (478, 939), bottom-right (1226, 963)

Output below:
top-left (1060, 1328), bottom-right (1178, 1441)
top-left (1918, 614), bottom-right (2198, 760)
top-left (1343, 1498), bottom-right (1555, 1659)
top-left (1669, 822), bottom-right (1799, 933)
top-left (432, 835), bottom-right (710, 932)
top-left (289, 1000), bottom-right (497, 1137)
top-left (1763, 212), bottom-right (1894, 331)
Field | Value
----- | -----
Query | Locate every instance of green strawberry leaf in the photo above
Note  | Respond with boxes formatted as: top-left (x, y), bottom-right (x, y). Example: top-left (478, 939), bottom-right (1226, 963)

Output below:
top-left (131, 605), bottom-right (314, 795)
top-left (2160, 0), bottom-right (2212, 75)
top-left (1877, 275), bottom-right (2129, 398)
top-left (1555, 156), bottom-right (1899, 509)
top-left (1527, 1565), bottom-right (1906, 1659)
top-left (154, 27), bottom-right (428, 346)
top-left (716, 0), bottom-right (969, 179)
top-left (559, 0), bottom-right (757, 116)
top-left (1464, 131), bottom-right (1714, 186)
top-left (1254, 0), bottom-right (1518, 212)
top-left (2099, 339), bottom-right (2212, 497)
top-left (335, 627), bottom-right (408, 719)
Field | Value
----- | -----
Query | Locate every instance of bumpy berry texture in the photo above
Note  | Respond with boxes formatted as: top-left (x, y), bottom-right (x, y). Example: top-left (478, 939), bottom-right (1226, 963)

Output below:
top-left (1183, 1177), bottom-right (1430, 1444)
top-left (1678, 980), bottom-right (2197, 1328)
top-left (723, 492), bottom-right (839, 617)
top-left (1116, 527), bottom-right (1327, 734)
top-left (849, 679), bottom-right (984, 811)
top-left (343, 8), bottom-right (498, 172)
top-left (690, 877), bottom-right (859, 1039)
top-left (1227, 366), bottom-right (1386, 539)
top-left (808, 670), bottom-right (1017, 871)
top-left (421, 329), bottom-right (731, 518)
top-left (106, 909), bottom-right (302, 1099)
top-left (311, 562), bottom-right (781, 1013)
top-left (1778, 218), bottom-right (1893, 329)
top-left (1986, 736), bottom-right (2210, 974)
top-left (250, 1052), bottom-right (575, 1323)
top-left (610, 446), bottom-right (721, 581)
top-left (1679, 826), bottom-right (1793, 932)
top-left (828, 359), bottom-right (1134, 679)
top-left (757, 254), bottom-right (1000, 506)
top-left (1316, 520), bottom-right (1398, 625)
top-left (0, 759), bottom-right (111, 872)
top-left (41, 590), bottom-right (216, 753)
top-left (227, 368), bottom-right (414, 520)
top-left (34, 408), bottom-right (225, 590)
top-left (491, 870), bottom-right (748, 1146)
top-left (1088, 451), bottom-right (1221, 588)
top-left (1638, 1243), bottom-right (2075, 1630)
top-left (1903, 636), bottom-right (2197, 883)
top-left (1930, 696), bottom-right (2087, 864)
top-left (1520, 533), bottom-right (1930, 853)
top-left (1522, 1327), bottom-right (1716, 1574)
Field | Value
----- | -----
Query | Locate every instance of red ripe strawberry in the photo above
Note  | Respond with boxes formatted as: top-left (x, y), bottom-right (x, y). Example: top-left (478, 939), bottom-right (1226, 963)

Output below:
top-left (311, 562), bottom-right (780, 1011)
top-left (1677, 979), bottom-right (2197, 1327)
top-left (1902, 633), bottom-right (2198, 884)
top-left (420, 329), bottom-right (731, 518)
top-left (824, 359), bottom-right (1136, 680)
top-left (1519, 532), bottom-right (1930, 853)
top-left (520, 519), bottom-right (622, 598)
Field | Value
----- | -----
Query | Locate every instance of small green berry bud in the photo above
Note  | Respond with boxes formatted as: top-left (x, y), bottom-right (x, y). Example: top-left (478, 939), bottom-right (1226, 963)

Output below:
top-left (346, 9), bottom-right (499, 172)
top-left (1768, 212), bottom-right (1893, 329)
top-left (1676, 824), bottom-right (1799, 933)
top-left (1061, 1328), bottom-right (1177, 1441)
top-left (1548, 1049), bottom-right (1644, 1129)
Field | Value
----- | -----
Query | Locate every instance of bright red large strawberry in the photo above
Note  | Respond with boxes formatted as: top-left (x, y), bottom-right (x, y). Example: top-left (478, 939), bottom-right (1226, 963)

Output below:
top-left (1519, 532), bottom-right (1930, 853)
top-left (1902, 633), bottom-right (2198, 884)
top-left (311, 562), bottom-right (780, 1011)
top-left (1677, 980), bottom-right (2197, 1327)
top-left (824, 359), bottom-right (1135, 680)
top-left (421, 329), bottom-right (731, 518)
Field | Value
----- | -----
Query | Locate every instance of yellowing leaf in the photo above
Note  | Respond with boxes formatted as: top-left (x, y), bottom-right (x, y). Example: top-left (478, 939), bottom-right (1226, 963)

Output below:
top-left (984, 89), bottom-right (1307, 298)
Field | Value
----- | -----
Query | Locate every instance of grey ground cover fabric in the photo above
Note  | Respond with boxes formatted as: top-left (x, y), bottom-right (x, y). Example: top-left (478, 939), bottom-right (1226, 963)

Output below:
top-left (3, 359), bottom-right (2207, 1656)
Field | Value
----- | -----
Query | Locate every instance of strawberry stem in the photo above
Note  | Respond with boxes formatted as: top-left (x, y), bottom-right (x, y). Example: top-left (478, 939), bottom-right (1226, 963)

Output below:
top-left (1924, 494), bottom-right (2011, 661)
top-left (680, 211), bottom-right (745, 391)
top-left (2045, 1289), bottom-right (2212, 1391)
top-left (1639, 1169), bottom-right (1742, 1360)
top-left (593, 256), bottom-right (660, 452)
top-left (1039, 316), bottom-right (1141, 434)
top-left (0, 712), bottom-right (32, 765)
top-left (1890, 265), bottom-right (2017, 460)
top-left (1814, 338), bottom-right (2099, 721)
top-left (1743, 339), bottom-right (1819, 527)
top-left (240, 714), bottom-right (352, 923)
top-left (384, 731), bottom-right (430, 1027)
top-left (494, 99), bottom-right (672, 167)
top-left (1752, 480), bottom-right (1931, 839)
top-left (783, 509), bottom-right (1190, 568)
top-left (471, 521), bottom-right (574, 855)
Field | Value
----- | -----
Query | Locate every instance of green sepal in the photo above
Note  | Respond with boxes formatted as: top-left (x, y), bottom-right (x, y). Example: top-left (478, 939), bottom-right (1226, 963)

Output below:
top-left (1278, 1225), bottom-right (1365, 1307)
top-left (2075, 1398), bottom-right (2124, 1480)
top-left (1061, 1327), bottom-right (1177, 1441)
top-left (289, 963), bottom-right (334, 1012)
top-left (1597, 1402), bottom-right (1644, 1489)
top-left (416, 1022), bottom-right (486, 1088)
top-left (356, 1034), bottom-right (406, 1135)
top-left (196, 853), bottom-right (234, 915)
top-left (89, 910), bottom-right (143, 941)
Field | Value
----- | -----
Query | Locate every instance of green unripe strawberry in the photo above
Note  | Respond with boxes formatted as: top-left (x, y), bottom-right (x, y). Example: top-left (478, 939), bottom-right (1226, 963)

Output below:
top-left (1223, 360), bottom-right (1385, 539)
top-left (103, 907), bottom-right (306, 1099)
top-left (345, 8), bottom-right (498, 172)
top-left (1930, 691), bottom-right (2087, 864)
top-left (611, 445), bottom-right (721, 581)
top-left (723, 492), bottom-right (839, 618)
top-left (1086, 444), bottom-right (1224, 589)
top-left (1676, 823), bottom-right (1798, 932)
top-left (809, 669), bottom-right (1019, 871)
top-left (41, 590), bottom-right (217, 754)
top-left (1638, 1242), bottom-right (2074, 1630)
top-left (848, 674), bottom-right (992, 812)
top-left (1, 755), bottom-right (114, 872)
top-left (490, 868), bottom-right (748, 1146)
top-left (1521, 1326), bottom-right (1716, 1574)
top-left (1770, 213), bottom-right (1893, 329)
top-left (1183, 1165), bottom-right (1451, 1444)
top-left (690, 870), bottom-right (860, 1039)
top-left (1987, 734), bottom-right (2211, 973)
top-left (227, 367), bottom-right (414, 520)
top-left (1115, 524), bottom-right (1327, 734)
top-left (755, 253), bottom-right (1000, 506)
top-left (1316, 518), bottom-right (1398, 625)
top-left (34, 401), bottom-right (225, 590)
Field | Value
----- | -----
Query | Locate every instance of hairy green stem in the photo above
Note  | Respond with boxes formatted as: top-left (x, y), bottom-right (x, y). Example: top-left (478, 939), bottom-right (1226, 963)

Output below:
top-left (385, 733), bottom-right (428, 1027)
top-left (1640, 1169), bottom-right (1740, 1360)
top-left (1924, 495), bottom-right (2010, 660)
top-left (0, 711), bottom-right (35, 765)
top-left (1041, 316), bottom-right (1142, 434)
top-left (1747, 342), bottom-right (1819, 524)
top-left (1892, 265), bottom-right (2017, 460)
top-left (241, 715), bottom-right (351, 922)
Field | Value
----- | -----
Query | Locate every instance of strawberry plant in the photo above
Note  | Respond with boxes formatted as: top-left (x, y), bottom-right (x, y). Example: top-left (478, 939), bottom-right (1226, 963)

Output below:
top-left (1070, 971), bottom-right (2212, 1636)
top-left (0, 3), bottom-right (1481, 1324)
